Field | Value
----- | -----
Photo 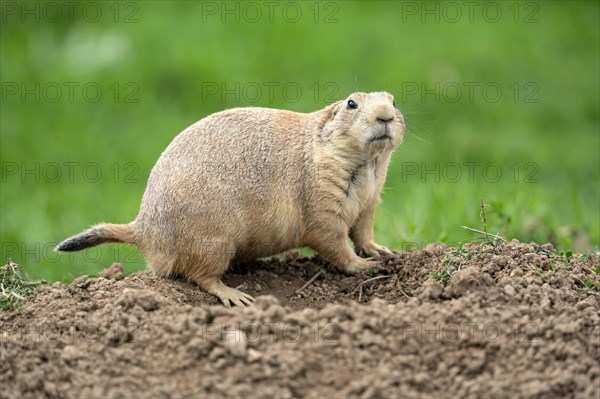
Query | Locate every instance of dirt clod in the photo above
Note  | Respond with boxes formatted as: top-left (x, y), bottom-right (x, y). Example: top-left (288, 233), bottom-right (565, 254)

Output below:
top-left (1, 241), bottom-right (599, 398)
top-left (99, 263), bottom-right (125, 281)
top-left (444, 267), bottom-right (493, 298)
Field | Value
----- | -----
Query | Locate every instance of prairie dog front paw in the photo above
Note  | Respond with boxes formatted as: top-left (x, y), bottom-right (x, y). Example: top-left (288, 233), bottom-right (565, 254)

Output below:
top-left (355, 242), bottom-right (393, 258)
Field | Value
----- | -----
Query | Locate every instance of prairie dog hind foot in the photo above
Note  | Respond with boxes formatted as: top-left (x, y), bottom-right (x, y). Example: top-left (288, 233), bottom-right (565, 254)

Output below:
top-left (341, 256), bottom-right (380, 274)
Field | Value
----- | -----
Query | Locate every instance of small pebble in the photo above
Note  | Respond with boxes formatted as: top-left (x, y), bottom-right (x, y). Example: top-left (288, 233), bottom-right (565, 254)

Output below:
top-left (247, 348), bottom-right (262, 363)
top-left (503, 285), bottom-right (516, 296)
top-left (224, 330), bottom-right (247, 358)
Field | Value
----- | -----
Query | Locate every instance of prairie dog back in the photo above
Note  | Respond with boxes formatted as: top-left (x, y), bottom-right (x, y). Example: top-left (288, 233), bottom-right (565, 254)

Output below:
top-left (136, 108), bottom-right (313, 258)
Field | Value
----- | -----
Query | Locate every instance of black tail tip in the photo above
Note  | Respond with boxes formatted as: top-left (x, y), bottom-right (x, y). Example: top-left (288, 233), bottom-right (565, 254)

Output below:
top-left (54, 239), bottom-right (79, 252)
top-left (55, 240), bottom-right (78, 252)
top-left (55, 232), bottom-right (100, 252)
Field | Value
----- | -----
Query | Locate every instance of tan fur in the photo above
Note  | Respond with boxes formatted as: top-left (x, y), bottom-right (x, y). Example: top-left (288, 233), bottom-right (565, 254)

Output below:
top-left (58, 92), bottom-right (404, 307)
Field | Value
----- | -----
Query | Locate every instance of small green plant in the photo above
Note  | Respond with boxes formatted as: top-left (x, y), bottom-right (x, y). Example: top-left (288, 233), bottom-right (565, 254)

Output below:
top-left (548, 250), bottom-right (573, 260)
top-left (582, 277), bottom-right (598, 291)
top-left (442, 242), bottom-right (470, 265)
top-left (367, 269), bottom-right (377, 278)
top-left (550, 262), bottom-right (570, 272)
top-left (0, 260), bottom-right (41, 310)
top-left (430, 267), bottom-right (452, 286)
top-left (461, 200), bottom-right (508, 248)
top-left (530, 265), bottom-right (546, 282)
top-left (438, 201), bottom-right (511, 286)
top-left (531, 265), bottom-right (543, 275)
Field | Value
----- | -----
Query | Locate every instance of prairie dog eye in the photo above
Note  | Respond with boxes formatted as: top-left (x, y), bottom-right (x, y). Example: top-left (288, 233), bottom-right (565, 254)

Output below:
top-left (347, 99), bottom-right (357, 109)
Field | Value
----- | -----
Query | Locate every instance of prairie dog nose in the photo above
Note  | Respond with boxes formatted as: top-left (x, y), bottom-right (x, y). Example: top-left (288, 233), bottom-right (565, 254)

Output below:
top-left (374, 104), bottom-right (395, 123)
top-left (377, 115), bottom-right (394, 123)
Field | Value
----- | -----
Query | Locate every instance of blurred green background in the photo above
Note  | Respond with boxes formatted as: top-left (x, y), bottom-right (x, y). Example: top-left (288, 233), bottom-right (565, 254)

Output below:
top-left (1, 1), bottom-right (598, 282)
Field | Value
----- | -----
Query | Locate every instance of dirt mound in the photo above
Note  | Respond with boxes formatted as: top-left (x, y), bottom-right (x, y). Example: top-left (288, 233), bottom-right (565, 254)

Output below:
top-left (1, 241), bottom-right (599, 398)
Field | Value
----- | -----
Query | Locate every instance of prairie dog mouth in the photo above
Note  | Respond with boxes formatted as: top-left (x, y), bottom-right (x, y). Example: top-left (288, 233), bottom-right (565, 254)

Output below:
top-left (370, 133), bottom-right (391, 142)
top-left (370, 123), bottom-right (394, 142)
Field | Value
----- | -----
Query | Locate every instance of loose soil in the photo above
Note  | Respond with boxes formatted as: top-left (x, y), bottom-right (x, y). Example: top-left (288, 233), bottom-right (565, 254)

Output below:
top-left (1, 240), bottom-right (599, 398)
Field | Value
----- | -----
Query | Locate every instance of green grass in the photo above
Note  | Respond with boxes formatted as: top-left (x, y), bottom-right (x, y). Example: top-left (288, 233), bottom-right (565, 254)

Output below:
top-left (0, 260), bottom-right (41, 309)
top-left (430, 268), bottom-right (453, 287)
top-left (582, 277), bottom-right (598, 292)
top-left (1, 1), bottom-right (598, 282)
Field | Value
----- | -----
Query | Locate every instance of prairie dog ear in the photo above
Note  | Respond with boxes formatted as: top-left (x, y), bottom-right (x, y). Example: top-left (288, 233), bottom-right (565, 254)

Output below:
top-left (319, 100), bottom-right (343, 139)
top-left (322, 100), bottom-right (343, 121)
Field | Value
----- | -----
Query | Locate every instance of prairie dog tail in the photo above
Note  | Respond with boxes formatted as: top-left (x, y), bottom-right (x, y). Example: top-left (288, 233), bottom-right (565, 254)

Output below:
top-left (55, 223), bottom-right (137, 252)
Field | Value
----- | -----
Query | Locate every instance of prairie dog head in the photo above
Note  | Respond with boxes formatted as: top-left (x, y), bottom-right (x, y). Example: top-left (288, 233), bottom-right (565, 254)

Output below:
top-left (320, 92), bottom-right (405, 154)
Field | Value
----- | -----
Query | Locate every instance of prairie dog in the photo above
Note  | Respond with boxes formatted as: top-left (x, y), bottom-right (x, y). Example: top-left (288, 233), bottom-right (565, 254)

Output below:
top-left (57, 92), bottom-right (405, 307)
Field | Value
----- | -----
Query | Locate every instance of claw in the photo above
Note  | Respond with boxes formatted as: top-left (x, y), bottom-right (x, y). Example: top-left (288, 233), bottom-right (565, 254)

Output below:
top-left (377, 247), bottom-right (394, 256)
top-left (215, 284), bottom-right (256, 308)
top-left (343, 257), bottom-right (380, 274)
top-left (356, 242), bottom-right (393, 258)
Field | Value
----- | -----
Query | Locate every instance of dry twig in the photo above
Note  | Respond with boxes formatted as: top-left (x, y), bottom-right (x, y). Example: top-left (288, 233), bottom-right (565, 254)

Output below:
top-left (296, 269), bottom-right (324, 293)
top-left (461, 226), bottom-right (507, 242)
top-left (352, 275), bottom-right (392, 295)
